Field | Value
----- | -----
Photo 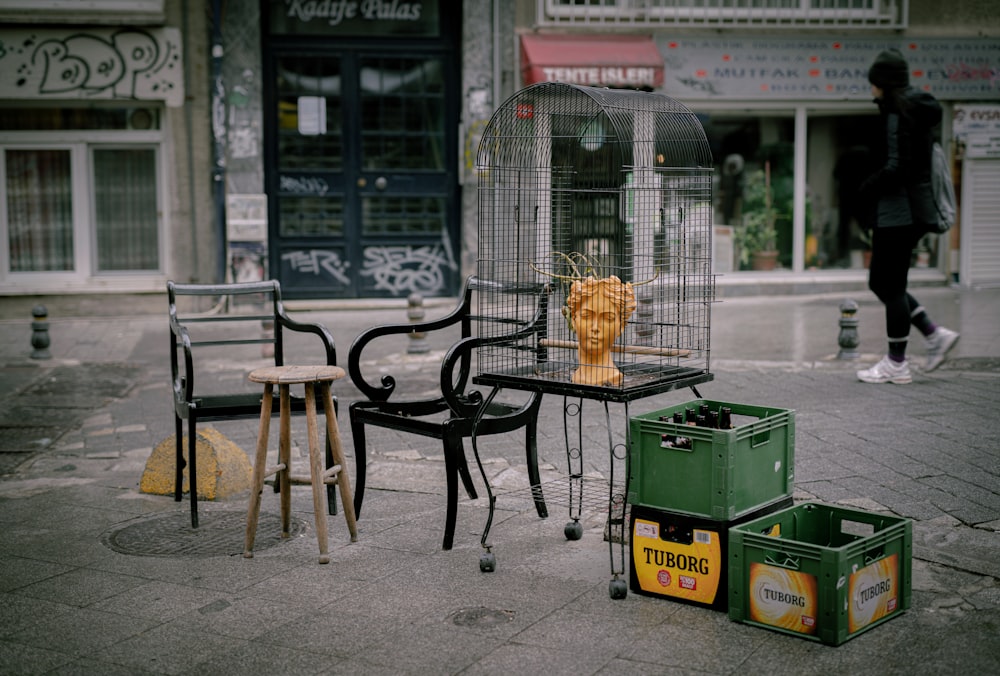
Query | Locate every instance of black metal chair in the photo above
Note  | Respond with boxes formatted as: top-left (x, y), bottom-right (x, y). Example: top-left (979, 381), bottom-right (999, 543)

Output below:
top-left (347, 276), bottom-right (549, 550)
top-left (168, 280), bottom-right (339, 528)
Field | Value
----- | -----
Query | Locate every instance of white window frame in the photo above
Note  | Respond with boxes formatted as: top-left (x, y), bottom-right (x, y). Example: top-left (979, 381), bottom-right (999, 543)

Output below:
top-left (0, 129), bottom-right (168, 293)
top-left (539, 0), bottom-right (908, 29)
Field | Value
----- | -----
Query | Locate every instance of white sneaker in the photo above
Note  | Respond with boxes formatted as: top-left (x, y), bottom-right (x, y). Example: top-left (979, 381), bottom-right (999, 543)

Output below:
top-left (857, 356), bottom-right (912, 384)
top-left (924, 327), bottom-right (959, 372)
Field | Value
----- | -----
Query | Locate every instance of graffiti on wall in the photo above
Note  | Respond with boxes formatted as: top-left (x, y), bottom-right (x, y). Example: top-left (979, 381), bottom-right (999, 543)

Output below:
top-left (0, 27), bottom-right (184, 106)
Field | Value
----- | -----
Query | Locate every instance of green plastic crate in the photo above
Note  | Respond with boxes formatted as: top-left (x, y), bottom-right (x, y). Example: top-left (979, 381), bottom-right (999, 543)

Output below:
top-left (628, 400), bottom-right (794, 519)
top-left (728, 502), bottom-right (912, 646)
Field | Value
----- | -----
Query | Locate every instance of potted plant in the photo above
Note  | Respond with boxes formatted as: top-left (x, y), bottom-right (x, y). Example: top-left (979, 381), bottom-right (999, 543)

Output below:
top-left (735, 209), bottom-right (779, 270)
top-left (733, 167), bottom-right (780, 270)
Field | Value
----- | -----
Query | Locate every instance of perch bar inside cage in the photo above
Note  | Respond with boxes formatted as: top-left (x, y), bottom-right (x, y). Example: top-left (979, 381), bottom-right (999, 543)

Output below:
top-left (538, 339), bottom-right (691, 358)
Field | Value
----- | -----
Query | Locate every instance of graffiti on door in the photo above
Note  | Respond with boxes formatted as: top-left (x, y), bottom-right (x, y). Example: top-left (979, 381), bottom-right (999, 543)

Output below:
top-left (0, 27), bottom-right (184, 106)
top-left (281, 249), bottom-right (352, 286)
top-left (281, 243), bottom-right (456, 295)
top-left (360, 243), bottom-right (457, 295)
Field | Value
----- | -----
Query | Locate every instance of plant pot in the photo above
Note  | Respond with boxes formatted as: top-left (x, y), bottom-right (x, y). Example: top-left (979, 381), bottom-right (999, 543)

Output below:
top-left (750, 250), bottom-right (779, 271)
top-left (863, 250), bottom-right (872, 268)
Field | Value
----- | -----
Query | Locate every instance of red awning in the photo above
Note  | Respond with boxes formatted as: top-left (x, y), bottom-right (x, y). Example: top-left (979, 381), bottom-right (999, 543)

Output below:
top-left (520, 34), bottom-right (664, 89)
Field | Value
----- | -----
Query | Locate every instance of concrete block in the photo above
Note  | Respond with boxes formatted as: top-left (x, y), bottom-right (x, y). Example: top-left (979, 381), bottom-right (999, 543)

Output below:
top-left (140, 428), bottom-right (252, 500)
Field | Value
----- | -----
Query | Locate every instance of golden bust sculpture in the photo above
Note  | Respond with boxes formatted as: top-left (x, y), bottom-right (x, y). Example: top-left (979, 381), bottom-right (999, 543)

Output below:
top-left (565, 275), bottom-right (636, 386)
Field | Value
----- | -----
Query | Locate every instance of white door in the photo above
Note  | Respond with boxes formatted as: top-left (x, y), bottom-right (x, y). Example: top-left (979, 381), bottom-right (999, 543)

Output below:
top-left (959, 157), bottom-right (1000, 288)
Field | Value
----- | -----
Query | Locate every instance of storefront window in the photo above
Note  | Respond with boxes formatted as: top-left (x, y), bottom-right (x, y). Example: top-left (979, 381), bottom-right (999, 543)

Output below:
top-left (699, 107), bottom-right (942, 275)
top-left (807, 111), bottom-right (940, 271)
top-left (699, 112), bottom-right (795, 271)
top-left (805, 113), bottom-right (879, 269)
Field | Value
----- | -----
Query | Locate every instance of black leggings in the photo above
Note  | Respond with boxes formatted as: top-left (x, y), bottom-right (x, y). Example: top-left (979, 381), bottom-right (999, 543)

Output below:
top-left (867, 225), bottom-right (927, 340)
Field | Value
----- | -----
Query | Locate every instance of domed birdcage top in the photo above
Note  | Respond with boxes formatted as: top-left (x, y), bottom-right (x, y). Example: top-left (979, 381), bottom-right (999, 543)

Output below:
top-left (477, 82), bottom-right (712, 174)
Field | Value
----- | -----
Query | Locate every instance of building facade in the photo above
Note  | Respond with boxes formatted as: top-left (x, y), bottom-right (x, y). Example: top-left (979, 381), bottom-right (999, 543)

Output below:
top-left (1, 0), bottom-right (998, 304)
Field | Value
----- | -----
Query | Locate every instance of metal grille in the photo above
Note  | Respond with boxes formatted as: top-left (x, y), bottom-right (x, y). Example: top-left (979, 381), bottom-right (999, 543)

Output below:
top-left (537, 0), bottom-right (907, 29)
top-left (474, 83), bottom-right (714, 403)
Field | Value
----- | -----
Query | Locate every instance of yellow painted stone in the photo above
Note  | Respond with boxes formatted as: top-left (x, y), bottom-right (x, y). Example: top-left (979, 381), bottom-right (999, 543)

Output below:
top-left (140, 428), bottom-right (252, 500)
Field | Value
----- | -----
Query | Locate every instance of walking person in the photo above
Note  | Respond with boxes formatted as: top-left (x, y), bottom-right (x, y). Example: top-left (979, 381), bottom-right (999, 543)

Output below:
top-left (856, 49), bottom-right (959, 384)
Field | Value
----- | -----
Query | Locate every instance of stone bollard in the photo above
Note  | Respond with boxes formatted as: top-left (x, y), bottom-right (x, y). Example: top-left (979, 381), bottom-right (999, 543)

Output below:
top-left (407, 292), bottom-right (429, 354)
top-left (31, 305), bottom-right (52, 360)
top-left (837, 299), bottom-right (860, 360)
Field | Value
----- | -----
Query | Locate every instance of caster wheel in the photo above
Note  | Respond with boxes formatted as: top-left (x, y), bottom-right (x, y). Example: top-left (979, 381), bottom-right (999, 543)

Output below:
top-left (609, 578), bottom-right (627, 600)
top-left (479, 552), bottom-right (496, 572)
top-left (564, 521), bottom-right (583, 540)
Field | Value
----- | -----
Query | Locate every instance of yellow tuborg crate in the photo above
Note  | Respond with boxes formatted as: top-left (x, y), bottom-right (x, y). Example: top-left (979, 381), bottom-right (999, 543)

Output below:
top-left (630, 496), bottom-right (792, 610)
top-left (628, 400), bottom-right (794, 519)
top-left (728, 502), bottom-right (912, 646)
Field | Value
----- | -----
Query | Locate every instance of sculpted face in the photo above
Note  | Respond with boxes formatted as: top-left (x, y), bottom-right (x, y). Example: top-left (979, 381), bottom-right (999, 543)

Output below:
top-left (574, 293), bottom-right (622, 354)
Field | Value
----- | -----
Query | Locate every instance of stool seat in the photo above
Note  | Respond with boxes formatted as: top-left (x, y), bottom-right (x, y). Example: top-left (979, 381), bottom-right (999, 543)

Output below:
top-left (249, 364), bottom-right (346, 385)
top-left (244, 364), bottom-right (357, 564)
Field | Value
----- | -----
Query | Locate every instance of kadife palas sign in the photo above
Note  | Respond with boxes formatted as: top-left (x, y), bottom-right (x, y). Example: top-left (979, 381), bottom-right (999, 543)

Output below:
top-left (268, 0), bottom-right (438, 35)
top-left (281, 0), bottom-right (424, 25)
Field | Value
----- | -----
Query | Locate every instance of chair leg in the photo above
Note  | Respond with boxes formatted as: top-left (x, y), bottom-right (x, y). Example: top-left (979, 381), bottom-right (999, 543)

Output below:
top-left (348, 405), bottom-right (367, 519)
top-left (244, 383), bottom-right (273, 558)
top-left (271, 393), bottom-right (281, 495)
top-left (278, 385), bottom-right (292, 538)
top-left (320, 383), bottom-right (357, 543)
top-left (324, 436), bottom-right (338, 516)
top-left (455, 439), bottom-right (478, 501)
top-left (525, 417), bottom-right (548, 519)
top-left (174, 415), bottom-right (184, 502)
top-left (441, 430), bottom-right (467, 551)
top-left (304, 383), bottom-right (330, 564)
top-left (187, 414), bottom-right (199, 528)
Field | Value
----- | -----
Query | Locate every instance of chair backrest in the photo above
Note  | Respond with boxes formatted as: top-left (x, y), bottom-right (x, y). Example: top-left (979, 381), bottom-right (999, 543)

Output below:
top-left (168, 280), bottom-right (336, 401)
top-left (168, 280), bottom-right (285, 362)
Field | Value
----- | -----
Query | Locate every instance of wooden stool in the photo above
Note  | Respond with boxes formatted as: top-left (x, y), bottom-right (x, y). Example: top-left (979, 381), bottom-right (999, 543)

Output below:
top-left (244, 365), bottom-right (358, 564)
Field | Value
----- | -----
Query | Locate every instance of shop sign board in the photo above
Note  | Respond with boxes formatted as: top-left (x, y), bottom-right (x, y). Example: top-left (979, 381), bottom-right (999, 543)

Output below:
top-left (657, 37), bottom-right (1000, 101)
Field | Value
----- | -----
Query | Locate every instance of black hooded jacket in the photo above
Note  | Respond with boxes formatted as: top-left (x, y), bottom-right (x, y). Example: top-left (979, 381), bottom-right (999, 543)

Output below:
top-left (859, 87), bottom-right (942, 229)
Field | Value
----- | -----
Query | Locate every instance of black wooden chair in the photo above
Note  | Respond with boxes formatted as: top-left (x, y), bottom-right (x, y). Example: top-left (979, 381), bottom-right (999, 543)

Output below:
top-left (347, 276), bottom-right (550, 550)
top-left (168, 280), bottom-right (339, 528)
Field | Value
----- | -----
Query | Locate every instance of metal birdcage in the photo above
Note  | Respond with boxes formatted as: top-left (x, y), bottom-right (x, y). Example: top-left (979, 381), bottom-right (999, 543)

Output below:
top-left (473, 82), bottom-right (715, 402)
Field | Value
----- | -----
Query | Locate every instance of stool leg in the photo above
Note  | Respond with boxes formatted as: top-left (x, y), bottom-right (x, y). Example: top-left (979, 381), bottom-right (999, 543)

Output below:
top-left (321, 383), bottom-right (358, 542)
top-left (244, 383), bottom-right (273, 558)
top-left (278, 384), bottom-right (292, 537)
top-left (305, 383), bottom-right (331, 564)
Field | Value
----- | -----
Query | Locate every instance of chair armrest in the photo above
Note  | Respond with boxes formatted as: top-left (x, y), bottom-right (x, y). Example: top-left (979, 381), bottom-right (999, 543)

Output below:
top-left (348, 279), bottom-right (475, 402)
top-left (440, 290), bottom-right (549, 417)
top-left (439, 335), bottom-right (482, 418)
top-left (168, 311), bottom-right (195, 405)
top-left (276, 310), bottom-right (338, 366)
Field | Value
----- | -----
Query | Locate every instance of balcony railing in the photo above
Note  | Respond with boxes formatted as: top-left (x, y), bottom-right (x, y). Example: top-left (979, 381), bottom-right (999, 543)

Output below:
top-left (538, 0), bottom-right (908, 29)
